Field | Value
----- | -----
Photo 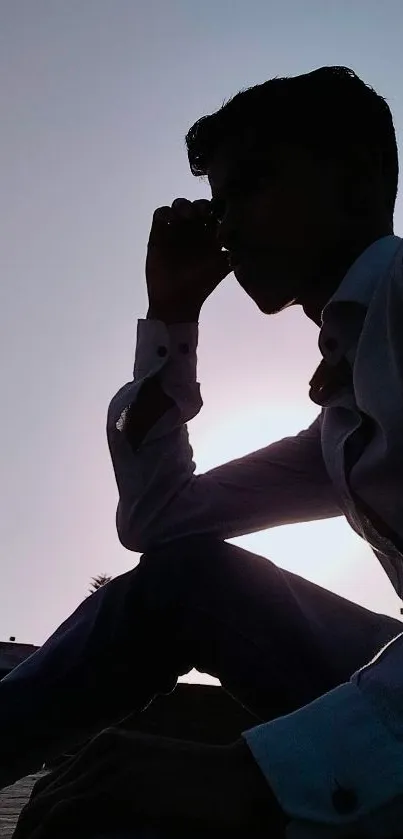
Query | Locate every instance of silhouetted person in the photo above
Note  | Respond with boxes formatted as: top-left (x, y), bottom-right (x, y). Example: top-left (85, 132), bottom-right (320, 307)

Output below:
top-left (3, 66), bottom-right (403, 838)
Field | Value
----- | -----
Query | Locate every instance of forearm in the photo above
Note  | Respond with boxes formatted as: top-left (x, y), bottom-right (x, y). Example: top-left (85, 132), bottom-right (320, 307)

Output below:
top-left (107, 315), bottom-right (203, 552)
top-left (242, 631), bottom-right (403, 836)
top-left (124, 373), bottom-right (175, 451)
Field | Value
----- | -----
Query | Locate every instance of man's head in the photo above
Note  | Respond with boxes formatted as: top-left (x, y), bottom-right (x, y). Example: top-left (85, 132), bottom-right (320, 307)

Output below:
top-left (185, 66), bottom-right (399, 324)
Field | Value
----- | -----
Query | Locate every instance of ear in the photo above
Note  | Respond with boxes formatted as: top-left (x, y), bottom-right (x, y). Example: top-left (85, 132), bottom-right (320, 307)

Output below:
top-left (342, 147), bottom-right (384, 216)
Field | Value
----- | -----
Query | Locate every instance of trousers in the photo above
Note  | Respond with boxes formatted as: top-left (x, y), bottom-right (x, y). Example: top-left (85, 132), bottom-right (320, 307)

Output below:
top-left (1, 535), bottom-right (402, 791)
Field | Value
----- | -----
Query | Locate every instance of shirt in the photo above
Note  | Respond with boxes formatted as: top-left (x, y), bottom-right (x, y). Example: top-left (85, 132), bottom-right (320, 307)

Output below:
top-left (106, 233), bottom-right (403, 837)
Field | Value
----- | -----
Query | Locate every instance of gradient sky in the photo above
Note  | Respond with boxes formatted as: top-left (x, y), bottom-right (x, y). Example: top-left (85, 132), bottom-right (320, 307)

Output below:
top-left (1, 2), bottom-right (403, 687)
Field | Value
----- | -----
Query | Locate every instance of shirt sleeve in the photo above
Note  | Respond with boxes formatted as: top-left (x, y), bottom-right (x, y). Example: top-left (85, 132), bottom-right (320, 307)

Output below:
top-left (242, 631), bottom-right (403, 838)
top-left (107, 318), bottom-right (342, 553)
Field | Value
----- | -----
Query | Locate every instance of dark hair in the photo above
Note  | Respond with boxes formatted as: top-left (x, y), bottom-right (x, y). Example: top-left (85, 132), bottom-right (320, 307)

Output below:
top-left (185, 66), bottom-right (399, 221)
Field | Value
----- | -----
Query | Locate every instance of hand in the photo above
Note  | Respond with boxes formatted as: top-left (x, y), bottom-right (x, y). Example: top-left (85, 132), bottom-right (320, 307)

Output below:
top-left (13, 728), bottom-right (288, 838)
top-left (146, 197), bottom-right (232, 318)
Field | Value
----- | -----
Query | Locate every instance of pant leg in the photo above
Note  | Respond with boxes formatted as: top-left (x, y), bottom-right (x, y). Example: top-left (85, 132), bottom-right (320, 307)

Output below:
top-left (1, 536), bottom-right (401, 789)
top-left (90, 832), bottom-right (162, 838)
top-left (145, 536), bottom-right (403, 720)
top-left (0, 559), bottom-right (186, 787)
top-left (90, 831), bottom-right (164, 839)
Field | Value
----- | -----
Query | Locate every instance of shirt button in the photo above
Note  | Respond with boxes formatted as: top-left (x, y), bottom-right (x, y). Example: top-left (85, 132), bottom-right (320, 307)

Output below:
top-left (157, 345), bottom-right (167, 357)
top-left (332, 785), bottom-right (358, 814)
top-left (179, 342), bottom-right (189, 354)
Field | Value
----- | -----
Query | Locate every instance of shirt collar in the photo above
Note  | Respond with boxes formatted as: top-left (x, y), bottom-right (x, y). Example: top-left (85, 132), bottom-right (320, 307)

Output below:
top-left (322, 234), bottom-right (402, 314)
top-left (318, 234), bottom-right (402, 364)
top-left (309, 234), bottom-right (402, 406)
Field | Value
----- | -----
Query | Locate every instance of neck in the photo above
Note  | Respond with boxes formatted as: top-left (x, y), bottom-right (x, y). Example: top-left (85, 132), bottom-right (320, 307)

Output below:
top-left (301, 224), bottom-right (393, 327)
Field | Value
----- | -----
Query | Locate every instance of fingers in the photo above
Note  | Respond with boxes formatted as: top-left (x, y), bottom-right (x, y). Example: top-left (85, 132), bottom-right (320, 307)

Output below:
top-left (171, 197), bottom-right (193, 219)
top-left (152, 205), bottom-right (172, 224)
top-left (149, 198), bottom-right (215, 250)
top-left (172, 197), bottom-right (213, 221)
top-left (153, 198), bottom-right (213, 225)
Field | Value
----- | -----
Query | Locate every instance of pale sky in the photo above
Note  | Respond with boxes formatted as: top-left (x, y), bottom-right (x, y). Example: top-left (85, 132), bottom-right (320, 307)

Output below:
top-left (1, 2), bottom-right (403, 688)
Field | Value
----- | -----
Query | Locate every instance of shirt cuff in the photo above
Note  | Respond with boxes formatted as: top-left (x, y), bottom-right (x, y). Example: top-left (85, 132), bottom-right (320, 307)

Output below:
top-left (242, 680), bottom-right (403, 837)
top-left (133, 319), bottom-right (199, 384)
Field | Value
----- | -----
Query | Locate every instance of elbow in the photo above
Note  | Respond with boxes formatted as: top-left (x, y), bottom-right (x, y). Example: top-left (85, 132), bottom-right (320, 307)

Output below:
top-left (116, 504), bottom-right (164, 554)
top-left (117, 527), bottom-right (169, 555)
top-left (117, 528), bottom-right (143, 553)
top-left (116, 504), bottom-right (144, 553)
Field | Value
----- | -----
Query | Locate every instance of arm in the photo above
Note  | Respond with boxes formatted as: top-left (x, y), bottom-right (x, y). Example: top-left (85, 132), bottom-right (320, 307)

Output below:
top-left (107, 316), bottom-right (342, 553)
top-left (242, 634), bottom-right (403, 837)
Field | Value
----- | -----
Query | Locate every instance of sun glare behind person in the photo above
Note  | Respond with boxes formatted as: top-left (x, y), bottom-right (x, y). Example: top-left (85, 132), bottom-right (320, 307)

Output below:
top-left (192, 402), bottom-right (401, 618)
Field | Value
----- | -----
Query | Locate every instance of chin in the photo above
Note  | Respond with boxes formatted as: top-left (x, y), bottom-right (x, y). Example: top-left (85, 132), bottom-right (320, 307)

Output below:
top-left (235, 274), bottom-right (292, 314)
top-left (257, 299), bottom-right (290, 315)
top-left (234, 263), bottom-right (299, 315)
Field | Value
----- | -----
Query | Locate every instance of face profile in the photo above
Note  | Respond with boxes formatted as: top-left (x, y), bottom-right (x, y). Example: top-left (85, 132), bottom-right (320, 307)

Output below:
top-left (207, 136), bottom-right (358, 321)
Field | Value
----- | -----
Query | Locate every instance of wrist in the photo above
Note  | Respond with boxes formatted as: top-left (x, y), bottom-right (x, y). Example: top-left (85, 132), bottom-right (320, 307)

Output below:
top-left (146, 305), bottom-right (200, 323)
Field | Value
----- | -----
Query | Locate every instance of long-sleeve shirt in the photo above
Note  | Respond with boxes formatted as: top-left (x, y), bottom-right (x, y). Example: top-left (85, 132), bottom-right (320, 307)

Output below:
top-left (107, 233), bottom-right (403, 837)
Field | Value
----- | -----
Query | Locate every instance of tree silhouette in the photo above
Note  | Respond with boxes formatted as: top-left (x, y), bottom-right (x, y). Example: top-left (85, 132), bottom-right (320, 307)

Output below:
top-left (87, 573), bottom-right (112, 596)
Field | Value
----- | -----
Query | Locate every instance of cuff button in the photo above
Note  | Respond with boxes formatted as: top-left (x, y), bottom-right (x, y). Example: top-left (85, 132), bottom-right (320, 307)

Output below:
top-left (157, 346), bottom-right (168, 357)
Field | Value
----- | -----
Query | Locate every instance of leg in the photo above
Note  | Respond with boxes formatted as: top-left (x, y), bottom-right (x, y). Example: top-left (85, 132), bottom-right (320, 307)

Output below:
top-left (1, 536), bottom-right (401, 789)
top-left (143, 536), bottom-right (403, 721)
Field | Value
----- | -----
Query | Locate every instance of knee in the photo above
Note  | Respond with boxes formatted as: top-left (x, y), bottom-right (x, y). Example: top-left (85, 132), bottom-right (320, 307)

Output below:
top-left (137, 535), bottom-right (224, 607)
top-left (139, 534), bottom-right (225, 580)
